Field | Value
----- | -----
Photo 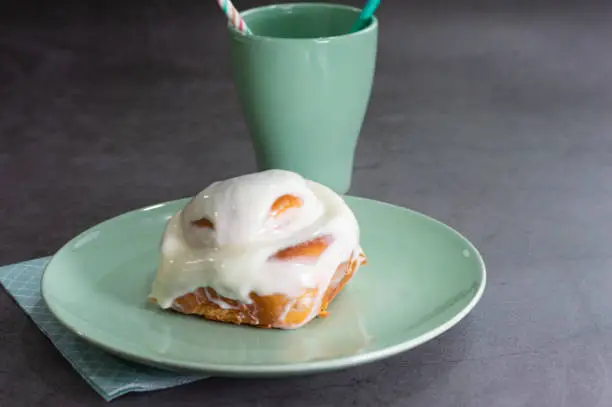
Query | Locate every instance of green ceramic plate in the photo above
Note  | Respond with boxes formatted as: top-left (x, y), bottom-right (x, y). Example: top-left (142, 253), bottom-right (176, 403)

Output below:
top-left (42, 196), bottom-right (485, 376)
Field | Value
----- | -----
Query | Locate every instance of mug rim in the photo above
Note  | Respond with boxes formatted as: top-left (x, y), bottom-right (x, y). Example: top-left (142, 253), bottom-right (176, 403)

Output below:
top-left (227, 2), bottom-right (378, 42)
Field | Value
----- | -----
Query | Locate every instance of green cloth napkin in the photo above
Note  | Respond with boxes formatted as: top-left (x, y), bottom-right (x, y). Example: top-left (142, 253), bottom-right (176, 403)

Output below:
top-left (0, 257), bottom-right (207, 401)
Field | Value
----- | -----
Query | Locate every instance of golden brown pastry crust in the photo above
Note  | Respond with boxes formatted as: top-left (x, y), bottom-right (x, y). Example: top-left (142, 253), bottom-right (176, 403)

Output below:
top-left (170, 251), bottom-right (366, 329)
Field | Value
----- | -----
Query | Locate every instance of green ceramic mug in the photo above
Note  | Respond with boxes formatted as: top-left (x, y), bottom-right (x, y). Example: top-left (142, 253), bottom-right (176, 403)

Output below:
top-left (228, 3), bottom-right (378, 194)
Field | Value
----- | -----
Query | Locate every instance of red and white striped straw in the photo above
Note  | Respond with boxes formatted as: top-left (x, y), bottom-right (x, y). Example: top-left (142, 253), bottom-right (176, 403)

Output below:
top-left (215, 0), bottom-right (252, 35)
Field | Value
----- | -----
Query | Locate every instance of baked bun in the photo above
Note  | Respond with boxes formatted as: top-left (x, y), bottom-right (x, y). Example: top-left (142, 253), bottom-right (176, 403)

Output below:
top-left (149, 170), bottom-right (367, 329)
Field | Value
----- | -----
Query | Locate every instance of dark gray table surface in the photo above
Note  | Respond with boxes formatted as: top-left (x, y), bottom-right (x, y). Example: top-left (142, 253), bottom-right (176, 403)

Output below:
top-left (3, 0), bottom-right (612, 405)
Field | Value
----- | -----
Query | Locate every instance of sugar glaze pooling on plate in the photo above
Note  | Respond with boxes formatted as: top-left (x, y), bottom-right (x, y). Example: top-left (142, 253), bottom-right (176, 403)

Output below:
top-left (149, 170), bottom-right (362, 328)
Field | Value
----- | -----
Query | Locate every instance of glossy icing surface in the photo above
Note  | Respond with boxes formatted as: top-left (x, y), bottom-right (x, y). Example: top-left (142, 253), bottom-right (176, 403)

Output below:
top-left (149, 170), bottom-right (361, 318)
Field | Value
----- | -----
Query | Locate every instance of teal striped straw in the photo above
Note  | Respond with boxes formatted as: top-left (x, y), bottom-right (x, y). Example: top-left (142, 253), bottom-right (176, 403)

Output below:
top-left (350, 0), bottom-right (381, 33)
top-left (215, 0), bottom-right (252, 35)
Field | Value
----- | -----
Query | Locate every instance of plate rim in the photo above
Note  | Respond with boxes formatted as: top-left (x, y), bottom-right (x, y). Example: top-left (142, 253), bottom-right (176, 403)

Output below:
top-left (41, 195), bottom-right (487, 375)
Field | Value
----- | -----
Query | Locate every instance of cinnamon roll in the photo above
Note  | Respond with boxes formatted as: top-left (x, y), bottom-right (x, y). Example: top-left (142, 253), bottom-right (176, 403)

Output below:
top-left (148, 169), bottom-right (367, 329)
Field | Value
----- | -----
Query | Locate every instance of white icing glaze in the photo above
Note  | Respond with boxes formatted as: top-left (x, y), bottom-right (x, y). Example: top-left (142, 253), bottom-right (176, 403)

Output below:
top-left (149, 170), bottom-right (361, 327)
